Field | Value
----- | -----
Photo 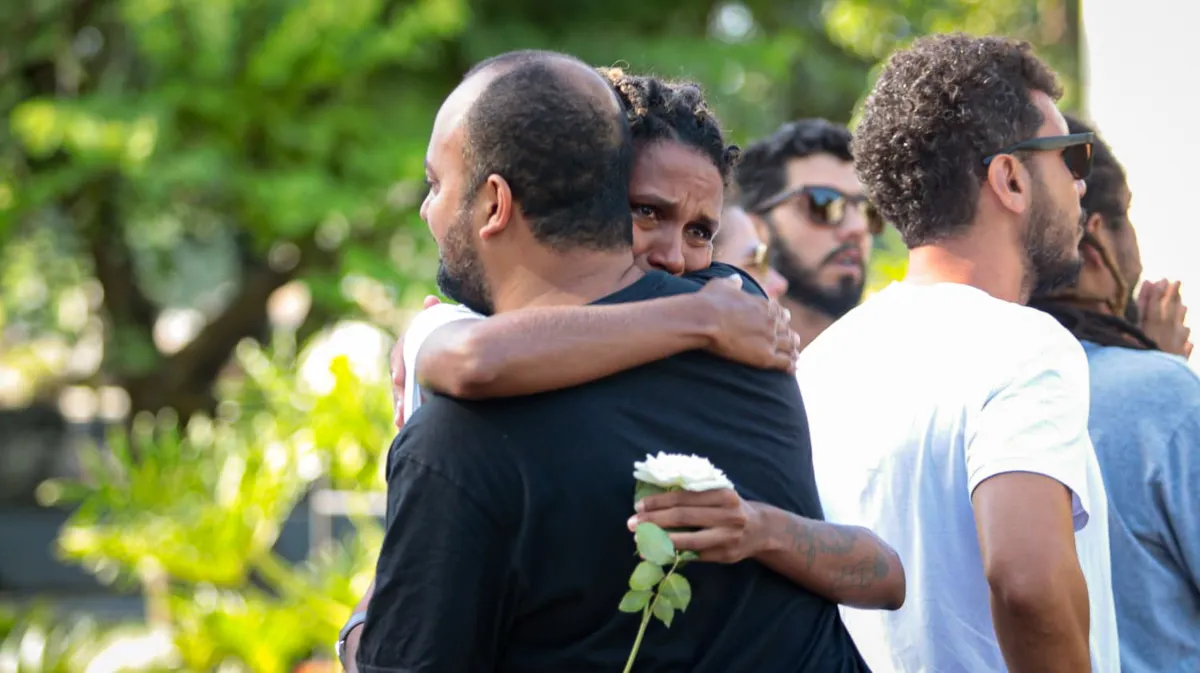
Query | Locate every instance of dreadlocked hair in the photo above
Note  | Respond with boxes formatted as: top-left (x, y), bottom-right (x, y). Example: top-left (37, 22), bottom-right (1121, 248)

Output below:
top-left (1066, 114), bottom-right (1129, 229)
top-left (597, 67), bottom-right (740, 186)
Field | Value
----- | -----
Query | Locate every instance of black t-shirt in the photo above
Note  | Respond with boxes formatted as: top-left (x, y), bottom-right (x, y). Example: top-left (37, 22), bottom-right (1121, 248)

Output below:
top-left (359, 264), bottom-right (868, 673)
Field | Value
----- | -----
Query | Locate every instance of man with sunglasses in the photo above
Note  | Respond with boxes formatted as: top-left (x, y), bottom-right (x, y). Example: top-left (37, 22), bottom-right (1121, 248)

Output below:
top-left (735, 119), bottom-right (881, 349)
top-left (794, 34), bottom-right (1119, 672)
top-left (1029, 116), bottom-right (1200, 673)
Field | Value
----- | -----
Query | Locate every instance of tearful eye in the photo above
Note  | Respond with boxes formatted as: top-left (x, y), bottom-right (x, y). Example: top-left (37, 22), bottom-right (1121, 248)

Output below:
top-left (633, 204), bottom-right (658, 219)
top-left (685, 223), bottom-right (715, 242)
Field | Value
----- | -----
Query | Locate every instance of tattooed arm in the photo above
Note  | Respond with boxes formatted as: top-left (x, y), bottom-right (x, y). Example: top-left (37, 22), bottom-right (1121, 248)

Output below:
top-left (753, 504), bottom-right (905, 609)
top-left (631, 490), bottom-right (905, 610)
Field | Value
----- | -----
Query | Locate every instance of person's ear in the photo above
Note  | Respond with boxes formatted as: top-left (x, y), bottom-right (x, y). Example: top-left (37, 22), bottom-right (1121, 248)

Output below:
top-left (479, 174), bottom-right (513, 239)
top-left (984, 154), bottom-right (1032, 216)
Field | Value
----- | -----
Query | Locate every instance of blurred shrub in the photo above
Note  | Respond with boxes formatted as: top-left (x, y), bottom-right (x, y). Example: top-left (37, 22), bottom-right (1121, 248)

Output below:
top-left (33, 331), bottom-right (389, 672)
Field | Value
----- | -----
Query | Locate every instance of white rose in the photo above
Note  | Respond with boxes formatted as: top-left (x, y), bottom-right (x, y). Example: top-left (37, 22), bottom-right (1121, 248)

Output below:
top-left (632, 452), bottom-right (734, 492)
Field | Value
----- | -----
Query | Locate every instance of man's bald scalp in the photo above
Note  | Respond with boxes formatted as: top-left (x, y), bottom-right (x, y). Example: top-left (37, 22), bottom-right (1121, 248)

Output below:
top-left (460, 50), bottom-right (634, 252)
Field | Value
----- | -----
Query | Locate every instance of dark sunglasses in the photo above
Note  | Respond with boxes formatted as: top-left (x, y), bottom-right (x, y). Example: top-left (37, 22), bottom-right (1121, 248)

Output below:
top-left (751, 185), bottom-right (885, 236)
top-left (983, 132), bottom-right (1095, 180)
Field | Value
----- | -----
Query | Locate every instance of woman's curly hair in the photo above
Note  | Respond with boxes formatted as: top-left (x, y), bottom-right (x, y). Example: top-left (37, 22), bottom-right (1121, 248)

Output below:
top-left (851, 33), bottom-right (1062, 248)
top-left (597, 67), bottom-right (740, 185)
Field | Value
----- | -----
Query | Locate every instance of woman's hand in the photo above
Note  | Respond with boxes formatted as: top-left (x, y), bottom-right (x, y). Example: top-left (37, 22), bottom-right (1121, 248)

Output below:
top-left (697, 275), bottom-right (799, 373)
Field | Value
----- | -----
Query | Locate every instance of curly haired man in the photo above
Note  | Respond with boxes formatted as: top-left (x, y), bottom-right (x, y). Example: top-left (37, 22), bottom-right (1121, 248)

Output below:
top-left (795, 34), bottom-right (1119, 673)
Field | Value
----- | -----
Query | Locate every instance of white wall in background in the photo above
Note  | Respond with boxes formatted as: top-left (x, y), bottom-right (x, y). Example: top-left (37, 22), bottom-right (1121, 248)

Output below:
top-left (1082, 0), bottom-right (1198, 365)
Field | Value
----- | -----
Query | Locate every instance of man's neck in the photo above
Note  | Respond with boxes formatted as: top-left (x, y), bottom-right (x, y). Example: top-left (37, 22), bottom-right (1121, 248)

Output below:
top-left (905, 226), bottom-right (1027, 304)
top-left (489, 249), bottom-right (644, 313)
top-left (781, 297), bottom-right (836, 350)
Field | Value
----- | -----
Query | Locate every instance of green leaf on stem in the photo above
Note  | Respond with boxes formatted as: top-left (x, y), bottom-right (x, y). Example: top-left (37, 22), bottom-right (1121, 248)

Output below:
top-left (634, 480), bottom-right (667, 507)
top-left (634, 522), bottom-right (675, 565)
top-left (660, 573), bottom-right (692, 613)
top-left (678, 550), bottom-right (700, 562)
top-left (629, 560), bottom-right (665, 591)
top-left (618, 589), bottom-right (652, 613)
top-left (652, 598), bottom-right (675, 627)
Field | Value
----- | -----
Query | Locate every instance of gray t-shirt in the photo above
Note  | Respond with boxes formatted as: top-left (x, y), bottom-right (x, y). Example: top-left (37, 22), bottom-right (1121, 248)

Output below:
top-left (1083, 341), bottom-right (1200, 672)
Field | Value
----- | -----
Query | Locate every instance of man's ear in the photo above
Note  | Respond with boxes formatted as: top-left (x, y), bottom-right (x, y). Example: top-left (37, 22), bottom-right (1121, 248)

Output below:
top-left (479, 174), bottom-right (513, 240)
top-left (984, 154), bottom-right (1032, 216)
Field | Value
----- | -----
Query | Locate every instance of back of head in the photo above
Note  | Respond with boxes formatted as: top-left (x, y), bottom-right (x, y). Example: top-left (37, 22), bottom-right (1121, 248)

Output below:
top-left (735, 119), bottom-right (853, 211)
top-left (1065, 114), bottom-right (1129, 231)
top-left (852, 33), bottom-right (1062, 248)
top-left (597, 67), bottom-right (740, 185)
top-left (464, 51), bottom-right (634, 251)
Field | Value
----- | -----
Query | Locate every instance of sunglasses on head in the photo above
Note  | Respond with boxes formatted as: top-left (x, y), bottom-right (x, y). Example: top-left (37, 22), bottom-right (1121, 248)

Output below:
top-left (752, 185), bottom-right (885, 237)
top-left (983, 132), bottom-right (1095, 180)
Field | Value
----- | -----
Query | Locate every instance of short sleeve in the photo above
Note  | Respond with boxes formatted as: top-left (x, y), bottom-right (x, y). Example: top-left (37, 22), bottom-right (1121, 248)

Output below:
top-left (966, 326), bottom-right (1094, 531)
top-left (401, 303), bottom-right (483, 422)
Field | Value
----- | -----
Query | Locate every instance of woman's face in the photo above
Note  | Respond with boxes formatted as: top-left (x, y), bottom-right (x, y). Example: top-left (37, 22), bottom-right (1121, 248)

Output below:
top-left (628, 141), bottom-right (724, 276)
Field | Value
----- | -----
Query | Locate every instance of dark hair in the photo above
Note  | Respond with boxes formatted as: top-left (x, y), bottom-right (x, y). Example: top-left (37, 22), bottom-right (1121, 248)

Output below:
top-left (598, 68), bottom-right (740, 186)
top-left (463, 52), bottom-right (634, 251)
top-left (1065, 114), bottom-right (1128, 228)
top-left (852, 33), bottom-right (1063, 248)
top-left (735, 119), bottom-right (853, 210)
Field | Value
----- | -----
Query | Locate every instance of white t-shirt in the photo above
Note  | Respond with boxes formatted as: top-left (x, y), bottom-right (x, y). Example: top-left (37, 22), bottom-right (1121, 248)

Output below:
top-left (400, 303), bottom-right (484, 423)
top-left (796, 282), bottom-right (1118, 673)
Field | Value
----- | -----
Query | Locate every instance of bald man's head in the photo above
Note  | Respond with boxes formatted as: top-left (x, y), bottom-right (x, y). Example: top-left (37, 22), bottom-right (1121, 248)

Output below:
top-left (456, 50), bottom-right (634, 251)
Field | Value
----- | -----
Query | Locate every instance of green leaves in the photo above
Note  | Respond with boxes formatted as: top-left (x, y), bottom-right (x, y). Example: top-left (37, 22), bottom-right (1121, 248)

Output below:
top-left (659, 574), bottom-right (692, 613)
top-left (618, 590), bottom-right (652, 614)
top-left (634, 522), bottom-right (675, 565)
top-left (652, 599), bottom-right (675, 628)
top-left (624, 521), bottom-right (691, 632)
top-left (629, 561), bottom-right (665, 591)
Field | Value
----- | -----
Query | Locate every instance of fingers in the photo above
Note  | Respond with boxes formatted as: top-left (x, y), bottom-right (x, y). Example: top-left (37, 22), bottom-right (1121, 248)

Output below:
top-left (1186, 341), bottom-right (1195, 359)
top-left (638, 488), bottom-right (739, 513)
top-left (664, 529), bottom-right (742, 557)
top-left (628, 505), bottom-right (748, 532)
top-left (1162, 281), bottom-right (1183, 319)
top-left (1137, 281), bottom-right (1154, 323)
top-left (423, 295), bottom-right (442, 309)
top-left (1142, 280), bottom-right (1166, 323)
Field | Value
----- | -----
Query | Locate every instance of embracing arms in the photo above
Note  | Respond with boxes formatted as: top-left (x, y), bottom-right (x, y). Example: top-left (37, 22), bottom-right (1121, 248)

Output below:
top-left (392, 275), bottom-right (796, 415)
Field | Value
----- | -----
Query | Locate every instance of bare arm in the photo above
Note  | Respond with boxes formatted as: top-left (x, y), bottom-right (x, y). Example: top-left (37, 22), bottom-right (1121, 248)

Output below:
top-left (631, 490), bottom-right (906, 610)
top-left (338, 580), bottom-right (374, 673)
top-left (973, 473), bottom-right (1090, 673)
top-left (416, 276), bottom-right (794, 399)
top-left (753, 503), bottom-right (906, 610)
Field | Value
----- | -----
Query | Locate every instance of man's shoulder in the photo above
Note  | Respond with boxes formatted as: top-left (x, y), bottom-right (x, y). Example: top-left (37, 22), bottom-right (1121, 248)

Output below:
top-left (1085, 344), bottom-right (1200, 429)
top-left (392, 394), bottom-right (515, 472)
top-left (682, 262), bottom-right (768, 298)
top-left (1086, 343), bottom-right (1200, 388)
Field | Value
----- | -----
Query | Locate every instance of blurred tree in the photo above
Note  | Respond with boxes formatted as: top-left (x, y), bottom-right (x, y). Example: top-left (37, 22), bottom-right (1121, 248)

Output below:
top-left (0, 0), bottom-right (1079, 421)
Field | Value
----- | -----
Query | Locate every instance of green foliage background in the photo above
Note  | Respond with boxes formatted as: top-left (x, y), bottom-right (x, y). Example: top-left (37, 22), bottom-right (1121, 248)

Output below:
top-left (0, 0), bottom-right (1079, 669)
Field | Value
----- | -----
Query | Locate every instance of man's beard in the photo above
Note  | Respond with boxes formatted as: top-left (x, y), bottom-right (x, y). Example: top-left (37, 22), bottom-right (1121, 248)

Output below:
top-left (1024, 182), bottom-right (1084, 299)
top-left (770, 240), bottom-right (865, 319)
top-left (436, 204), bottom-right (494, 316)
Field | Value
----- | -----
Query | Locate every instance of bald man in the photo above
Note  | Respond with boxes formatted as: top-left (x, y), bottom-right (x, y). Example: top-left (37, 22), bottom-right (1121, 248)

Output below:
top-left (355, 49), bottom-right (869, 673)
